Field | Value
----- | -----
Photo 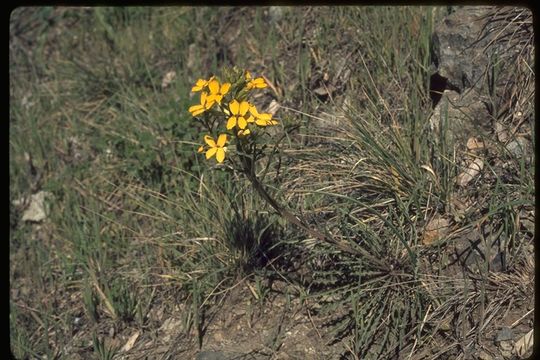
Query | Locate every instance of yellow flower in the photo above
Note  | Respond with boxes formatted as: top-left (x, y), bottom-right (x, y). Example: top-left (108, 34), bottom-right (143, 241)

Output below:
top-left (245, 71), bottom-right (267, 90)
top-left (206, 79), bottom-right (231, 105)
top-left (189, 92), bottom-right (212, 116)
top-left (203, 134), bottom-right (228, 163)
top-left (226, 100), bottom-right (253, 130)
top-left (249, 105), bottom-right (279, 127)
top-left (191, 76), bottom-right (215, 92)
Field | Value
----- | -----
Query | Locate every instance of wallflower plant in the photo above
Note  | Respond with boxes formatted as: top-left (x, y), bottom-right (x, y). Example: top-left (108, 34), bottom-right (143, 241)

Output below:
top-left (188, 67), bottom-right (359, 256)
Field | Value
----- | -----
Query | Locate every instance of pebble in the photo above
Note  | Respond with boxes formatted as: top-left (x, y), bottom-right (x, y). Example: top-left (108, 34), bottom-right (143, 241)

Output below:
top-left (196, 350), bottom-right (228, 360)
top-left (496, 326), bottom-right (514, 342)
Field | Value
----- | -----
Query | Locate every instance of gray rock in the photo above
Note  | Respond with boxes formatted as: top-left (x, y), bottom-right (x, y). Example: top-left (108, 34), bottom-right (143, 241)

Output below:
top-left (15, 191), bottom-right (54, 223)
top-left (429, 88), bottom-right (491, 147)
top-left (496, 326), bottom-right (514, 342)
top-left (490, 252), bottom-right (505, 272)
top-left (431, 7), bottom-right (493, 92)
top-left (196, 351), bottom-right (228, 360)
top-left (505, 137), bottom-right (531, 160)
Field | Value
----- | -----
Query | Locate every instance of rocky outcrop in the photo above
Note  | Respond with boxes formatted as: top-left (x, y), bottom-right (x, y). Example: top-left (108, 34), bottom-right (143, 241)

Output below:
top-left (431, 7), bottom-right (493, 92)
top-left (429, 6), bottom-right (533, 153)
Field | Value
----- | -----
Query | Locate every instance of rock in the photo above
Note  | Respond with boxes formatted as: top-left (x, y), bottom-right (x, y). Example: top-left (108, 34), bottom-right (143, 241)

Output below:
top-left (161, 71), bottom-right (176, 89)
top-left (456, 158), bottom-right (484, 187)
top-left (159, 317), bottom-right (183, 343)
top-left (453, 228), bottom-right (511, 273)
top-left (196, 350), bottom-right (228, 360)
top-left (429, 89), bottom-right (491, 147)
top-left (266, 99), bottom-right (280, 116)
top-left (496, 326), bottom-right (514, 342)
top-left (495, 121), bottom-right (510, 143)
top-left (422, 215), bottom-right (450, 245)
top-left (490, 252), bottom-right (505, 272)
top-left (505, 137), bottom-right (530, 160)
top-left (15, 191), bottom-right (54, 223)
top-left (466, 137), bottom-right (485, 151)
top-left (431, 7), bottom-right (493, 92)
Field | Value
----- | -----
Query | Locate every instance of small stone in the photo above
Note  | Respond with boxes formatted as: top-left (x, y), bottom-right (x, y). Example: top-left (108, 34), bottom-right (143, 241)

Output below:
top-left (422, 215), bottom-right (450, 245)
top-left (495, 121), bottom-right (509, 143)
top-left (428, 89), bottom-right (491, 147)
top-left (496, 326), bottom-right (514, 342)
top-left (267, 99), bottom-right (280, 116)
top-left (73, 317), bottom-right (83, 326)
top-left (505, 137), bottom-right (530, 159)
top-left (159, 317), bottom-right (182, 343)
top-left (457, 158), bottom-right (484, 187)
top-left (196, 350), bottom-right (228, 360)
top-left (19, 191), bottom-right (54, 223)
top-left (161, 71), bottom-right (176, 89)
top-left (466, 137), bottom-right (485, 151)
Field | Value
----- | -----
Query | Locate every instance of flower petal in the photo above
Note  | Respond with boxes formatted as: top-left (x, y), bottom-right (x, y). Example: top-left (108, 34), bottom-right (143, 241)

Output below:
top-left (216, 134), bottom-right (227, 147)
top-left (189, 104), bottom-right (201, 113)
top-left (208, 79), bottom-right (219, 94)
top-left (229, 100), bottom-right (239, 115)
top-left (206, 147), bottom-right (217, 159)
top-left (226, 116), bottom-right (237, 130)
top-left (239, 101), bottom-right (250, 116)
top-left (254, 78), bottom-right (267, 88)
top-left (197, 145), bottom-right (204, 153)
top-left (205, 97), bottom-right (215, 109)
top-left (192, 79), bottom-right (207, 91)
top-left (204, 135), bottom-right (216, 147)
top-left (220, 82), bottom-right (231, 95)
top-left (257, 112), bottom-right (272, 120)
top-left (238, 116), bottom-right (247, 129)
top-left (249, 105), bottom-right (259, 117)
top-left (189, 105), bottom-right (205, 116)
top-left (215, 148), bottom-right (225, 163)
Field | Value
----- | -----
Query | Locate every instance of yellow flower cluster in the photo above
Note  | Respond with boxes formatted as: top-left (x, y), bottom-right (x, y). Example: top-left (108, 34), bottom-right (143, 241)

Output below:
top-left (189, 70), bottom-right (279, 163)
